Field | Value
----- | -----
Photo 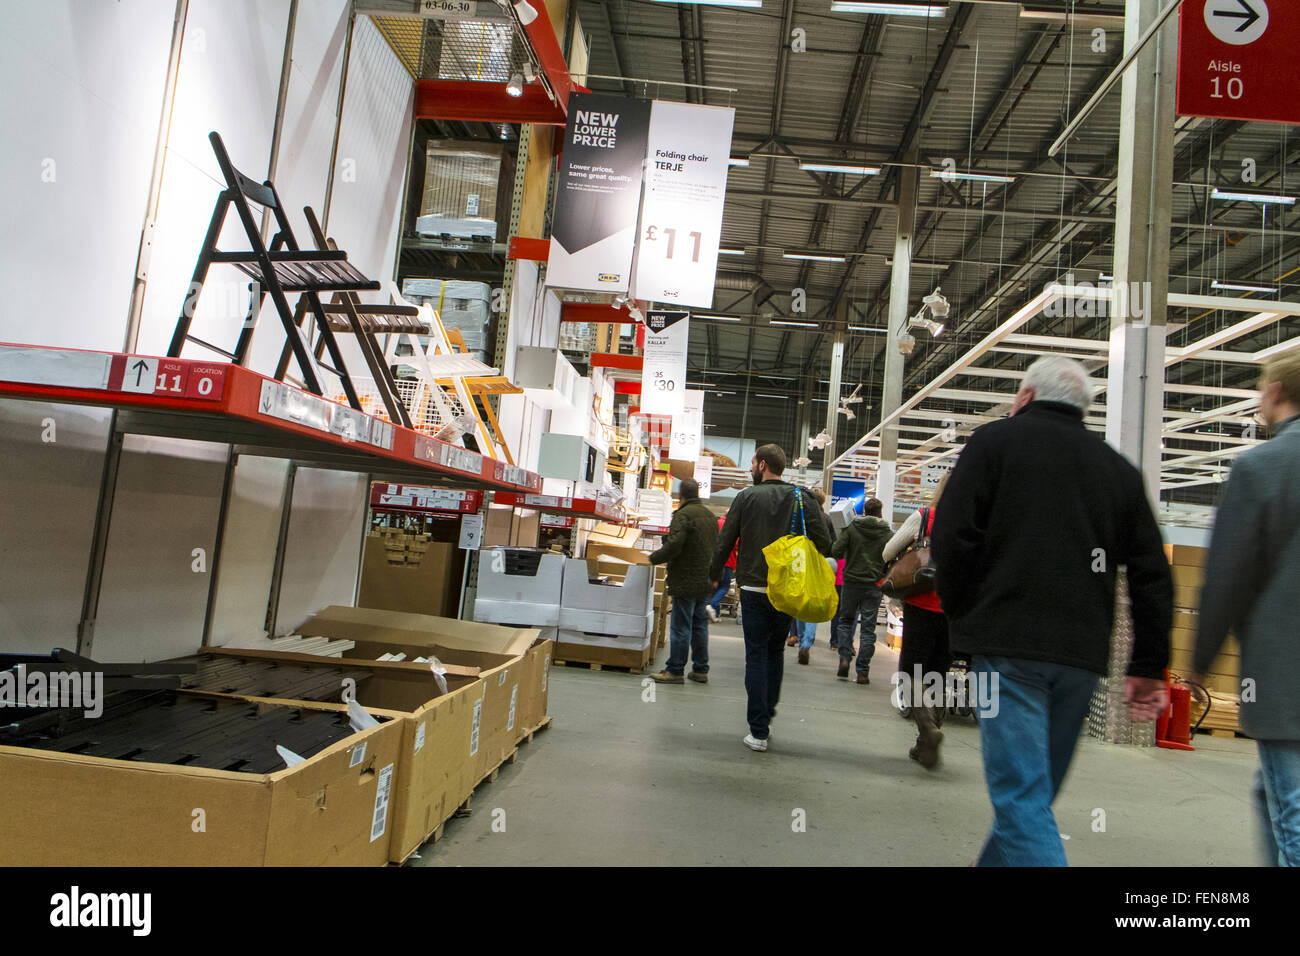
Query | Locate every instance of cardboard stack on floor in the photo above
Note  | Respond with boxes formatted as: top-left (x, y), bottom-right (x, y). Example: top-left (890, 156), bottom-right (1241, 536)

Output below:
top-left (0, 610), bottom-right (553, 866)
top-left (1164, 544), bottom-right (1242, 735)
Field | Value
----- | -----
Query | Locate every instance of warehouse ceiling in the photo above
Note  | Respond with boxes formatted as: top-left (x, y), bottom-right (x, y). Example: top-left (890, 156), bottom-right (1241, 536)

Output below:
top-left (572, 0), bottom-right (1299, 505)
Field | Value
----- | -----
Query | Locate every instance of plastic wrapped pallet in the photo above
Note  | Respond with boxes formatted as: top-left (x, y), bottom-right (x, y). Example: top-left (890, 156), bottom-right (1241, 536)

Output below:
top-left (400, 278), bottom-right (493, 364)
top-left (418, 141), bottom-right (504, 240)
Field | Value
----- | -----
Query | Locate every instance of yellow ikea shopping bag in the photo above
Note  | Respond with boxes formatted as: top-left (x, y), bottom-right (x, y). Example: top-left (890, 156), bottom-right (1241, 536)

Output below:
top-left (763, 490), bottom-right (839, 623)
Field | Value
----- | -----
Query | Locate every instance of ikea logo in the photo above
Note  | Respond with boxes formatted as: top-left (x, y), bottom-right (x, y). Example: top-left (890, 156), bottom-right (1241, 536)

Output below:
top-left (598, 273), bottom-right (621, 283)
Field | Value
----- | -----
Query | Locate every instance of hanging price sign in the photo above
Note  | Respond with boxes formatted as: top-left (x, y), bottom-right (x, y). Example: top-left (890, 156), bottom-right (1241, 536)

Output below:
top-left (640, 311), bottom-right (690, 415)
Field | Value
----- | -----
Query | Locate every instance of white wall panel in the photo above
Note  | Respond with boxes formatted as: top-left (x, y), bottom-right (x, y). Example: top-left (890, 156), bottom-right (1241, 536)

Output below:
top-left (0, 0), bottom-right (174, 349)
top-left (0, 403), bottom-right (112, 653)
top-left (90, 436), bottom-right (229, 663)
top-left (273, 468), bottom-right (368, 635)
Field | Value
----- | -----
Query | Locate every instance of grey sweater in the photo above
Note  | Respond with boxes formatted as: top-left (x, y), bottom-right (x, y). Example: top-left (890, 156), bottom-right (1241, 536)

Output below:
top-left (1196, 414), bottom-right (1300, 741)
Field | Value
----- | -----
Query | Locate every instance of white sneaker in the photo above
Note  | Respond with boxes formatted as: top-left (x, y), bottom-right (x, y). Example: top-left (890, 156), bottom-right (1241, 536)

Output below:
top-left (743, 734), bottom-right (769, 752)
top-left (706, 605), bottom-right (719, 622)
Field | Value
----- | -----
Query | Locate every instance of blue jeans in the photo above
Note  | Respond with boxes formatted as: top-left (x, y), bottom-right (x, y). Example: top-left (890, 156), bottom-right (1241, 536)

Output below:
top-left (667, 596), bottom-right (710, 675)
top-left (972, 655), bottom-right (1099, 867)
top-left (709, 569), bottom-right (733, 614)
top-left (740, 589), bottom-right (791, 740)
top-left (796, 619), bottom-right (816, 649)
top-left (1256, 740), bottom-right (1300, 866)
top-left (835, 584), bottom-right (883, 676)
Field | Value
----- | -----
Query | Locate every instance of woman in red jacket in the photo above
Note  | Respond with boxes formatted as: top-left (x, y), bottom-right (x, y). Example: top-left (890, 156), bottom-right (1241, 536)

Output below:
top-left (706, 515), bottom-right (738, 622)
top-left (881, 474), bottom-right (951, 770)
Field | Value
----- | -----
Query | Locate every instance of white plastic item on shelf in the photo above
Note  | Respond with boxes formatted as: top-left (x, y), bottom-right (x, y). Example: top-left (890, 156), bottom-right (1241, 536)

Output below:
top-left (473, 550), bottom-right (565, 627)
top-left (400, 278), bottom-right (492, 352)
top-left (558, 561), bottom-right (655, 637)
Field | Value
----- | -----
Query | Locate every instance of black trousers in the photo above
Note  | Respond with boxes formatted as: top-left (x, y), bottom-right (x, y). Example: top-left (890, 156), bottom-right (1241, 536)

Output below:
top-left (899, 603), bottom-right (951, 690)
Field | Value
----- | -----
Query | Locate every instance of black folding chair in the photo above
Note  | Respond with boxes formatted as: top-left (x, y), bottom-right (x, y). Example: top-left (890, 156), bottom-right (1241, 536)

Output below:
top-left (167, 131), bottom-right (378, 410)
top-left (271, 207), bottom-right (429, 429)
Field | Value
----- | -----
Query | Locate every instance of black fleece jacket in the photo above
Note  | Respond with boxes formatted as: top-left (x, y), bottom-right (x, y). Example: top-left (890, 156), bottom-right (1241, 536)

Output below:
top-left (931, 401), bottom-right (1173, 678)
top-left (711, 480), bottom-right (834, 589)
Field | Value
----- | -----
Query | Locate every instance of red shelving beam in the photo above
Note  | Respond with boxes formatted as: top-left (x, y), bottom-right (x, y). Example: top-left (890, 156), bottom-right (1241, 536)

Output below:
top-left (0, 343), bottom-right (542, 494)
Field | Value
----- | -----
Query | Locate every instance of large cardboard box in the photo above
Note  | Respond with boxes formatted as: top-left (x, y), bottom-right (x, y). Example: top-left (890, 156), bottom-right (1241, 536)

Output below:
top-left (358, 533), bottom-right (459, 618)
top-left (186, 646), bottom-right (480, 863)
top-left (0, 692), bottom-right (403, 866)
top-left (557, 625), bottom-right (652, 653)
top-left (560, 560), bottom-right (655, 637)
top-left (1164, 544), bottom-right (1207, 568)
top-left (1170, 565), bottom-right (1204, 591)
top-left (474, 550), bottom-right (565, 626)
top-left (298, 607), bottom-right (553, 815)
top-left (1174, 585), bottom-right (1200, 609)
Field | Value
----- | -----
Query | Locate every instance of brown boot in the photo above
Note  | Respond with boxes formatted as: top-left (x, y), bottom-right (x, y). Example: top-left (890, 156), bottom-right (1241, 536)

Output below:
top-left (797, 647), bottom-right (810, 665)
top-left (910, 705), bottom-right (944, 769)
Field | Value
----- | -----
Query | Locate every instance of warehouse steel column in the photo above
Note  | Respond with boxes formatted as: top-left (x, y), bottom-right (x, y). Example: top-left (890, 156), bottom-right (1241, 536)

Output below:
top-left (878, 160), bottom-right (918, 523)
top-left (1105, 0), bottom-right (1176, 500)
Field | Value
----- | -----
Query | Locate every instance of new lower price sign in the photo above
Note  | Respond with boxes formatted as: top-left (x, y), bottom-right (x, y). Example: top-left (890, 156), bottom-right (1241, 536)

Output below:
top-left (1177, 1), bottom-right (1298, 125)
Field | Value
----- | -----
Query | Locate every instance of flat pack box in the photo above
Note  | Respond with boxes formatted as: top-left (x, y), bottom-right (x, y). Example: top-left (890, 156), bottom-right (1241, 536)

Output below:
top-left (474, 550), bottom-right (565, 627)
top-left (1174, 586), bottom-right (1200, 610)
top-left (1170, 565), bottom-right (1204, 591)
top-left (299, 607), bottom-right (553, 799)
top-left (0, 691), bottom-right (403, 866)
top-left (586, 542), bottom-right (653, 567)
top-left (560, 560), bottom-right (655, 637)
top-left (556, 625), bottom-right (653, 654)
top-left (358, 534), bottom-right (459, 618)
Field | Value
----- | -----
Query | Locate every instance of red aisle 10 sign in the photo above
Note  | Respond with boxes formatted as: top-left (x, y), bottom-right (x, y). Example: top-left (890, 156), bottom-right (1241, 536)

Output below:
top-left (1177, 1), bottom-right (1298, 125)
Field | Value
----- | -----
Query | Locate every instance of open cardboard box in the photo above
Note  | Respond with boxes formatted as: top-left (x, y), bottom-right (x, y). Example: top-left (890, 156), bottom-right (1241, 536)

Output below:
top-left (297, 606), bottom-right (554, 825)
top-left (0, 690), bottom-right (403, 866)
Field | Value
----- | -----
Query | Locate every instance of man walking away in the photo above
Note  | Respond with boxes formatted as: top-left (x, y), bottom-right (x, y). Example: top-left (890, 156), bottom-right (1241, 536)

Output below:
top-left (649, 479), bottom-right (719, 684)
top-left (931, 356), bottom-right (1172, 866)
top-left (831, 497), bottom-right (892, 684)
top-left (712, 445), bottom-right (834, 752)
top-left (1195, 352), bottom-right (1300, 866)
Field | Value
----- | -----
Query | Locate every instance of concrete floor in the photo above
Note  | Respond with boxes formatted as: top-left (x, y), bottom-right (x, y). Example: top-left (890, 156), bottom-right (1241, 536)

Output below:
top-left (411, 619), bottom-right (1260, 867)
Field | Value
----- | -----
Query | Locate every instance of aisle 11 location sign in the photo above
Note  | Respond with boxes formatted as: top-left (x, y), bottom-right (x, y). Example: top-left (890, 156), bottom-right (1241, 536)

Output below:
top-left (640, 310), bottom-right (690, 415)
top-left (1177, 1), bottom-right (1298, 125)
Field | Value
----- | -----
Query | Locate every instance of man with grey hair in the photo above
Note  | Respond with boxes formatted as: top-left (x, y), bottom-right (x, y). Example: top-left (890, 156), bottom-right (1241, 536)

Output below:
top-left (649, 478), bottom-right (719, 684)
top-left (931, 355), bottom-right (1172, 865)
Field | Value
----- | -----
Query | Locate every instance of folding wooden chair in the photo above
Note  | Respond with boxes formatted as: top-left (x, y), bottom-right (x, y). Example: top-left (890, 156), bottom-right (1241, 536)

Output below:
top-left (168, 131), bottom-right (378, 410)
top-left (270, 206), bottom-right (424, 428)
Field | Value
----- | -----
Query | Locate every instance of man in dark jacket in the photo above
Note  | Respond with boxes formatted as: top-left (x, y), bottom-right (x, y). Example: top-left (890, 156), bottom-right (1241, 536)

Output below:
top-left (831, 497), bottom-right (892, 684)
top-left (932, 356), bottom-right (1172, 866)
top-left (1195, 352), bottom-right (1300, 865)
top-left (649, 479), bottom-right (719, 685)
top-left (712, 444), bottom-right (834, 752)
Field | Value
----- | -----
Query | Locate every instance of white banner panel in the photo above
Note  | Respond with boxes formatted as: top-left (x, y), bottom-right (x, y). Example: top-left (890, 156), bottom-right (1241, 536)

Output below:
top-left (695, 455), bottom-right (713, 499)
top-left (640, 310), bottom-right (690, 415)
top-left (669, 390), bottom-right (704, 463)
top-left (632, 102), bottom-right (736, 308)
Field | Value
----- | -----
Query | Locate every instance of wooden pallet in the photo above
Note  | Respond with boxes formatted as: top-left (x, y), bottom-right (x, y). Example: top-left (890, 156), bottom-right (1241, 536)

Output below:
top-left (554, 658), bottom-right (645, 675)
top-left (553, 640), bottom-right (653, 673)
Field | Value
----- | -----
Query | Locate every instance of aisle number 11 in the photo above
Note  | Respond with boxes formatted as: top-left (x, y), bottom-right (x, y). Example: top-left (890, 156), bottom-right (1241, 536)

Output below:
top-left (643, 225), bottom-right (703, 263)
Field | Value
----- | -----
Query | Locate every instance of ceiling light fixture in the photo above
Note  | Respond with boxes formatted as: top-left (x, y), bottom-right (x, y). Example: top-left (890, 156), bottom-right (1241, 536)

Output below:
top-left (798, 161), bottom-right (881, 175)
top-left (885, 258), bottom-right (948, 271)
top-left (696, 314), bottom-right (743, 322)
top-left (771, 320), bottom-right (819, 328)
top-left (1099, 273), bottom-right (1114, 282)
top-left (1212, 280), bottom-right (1278, 295)
top-left (831, 1), bottom-right (946, 15)
top-left (755, 393), bottom-right (786, 399)
top-left (928, 169), bottom-right (1015, 184)
top-left (718, 247), bottom-right (747, 255)
top-left (782, 251), bottom-right (847, 263)
top-left (728, 157), bottom-right (751, 167)
top-left (652, 0), bottom-right (763, 7)
top-left (1018, 6), bottom-right (1123, 27)
top-left (1211, 189), bottom-right (1297, 206)
top-left (848, 326), bottom-right (888, 333)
